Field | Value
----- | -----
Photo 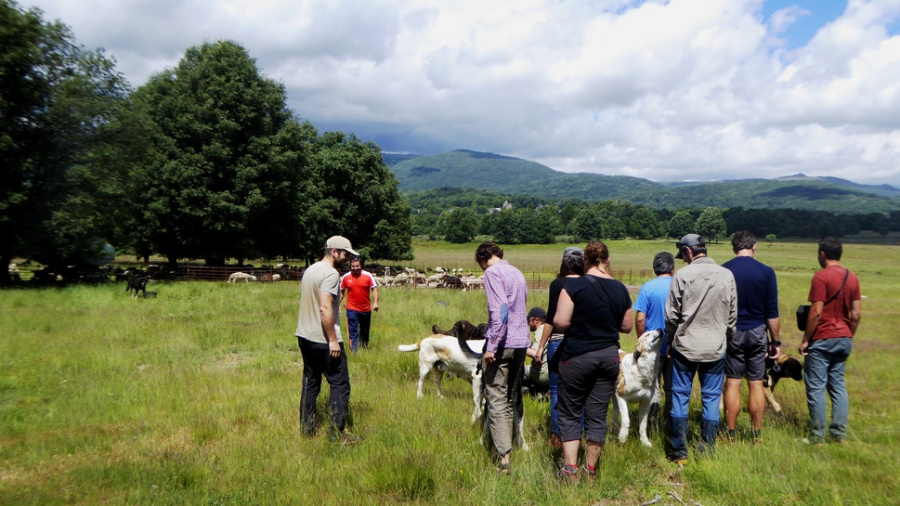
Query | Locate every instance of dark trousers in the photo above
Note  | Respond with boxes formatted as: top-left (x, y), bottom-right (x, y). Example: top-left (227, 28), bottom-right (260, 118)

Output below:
top-left (346, 309), bottom-right (372, 351)
top-left (557, 346), bottom-right (620, 444)
top-left (298, 337), bottom-right (351, 434)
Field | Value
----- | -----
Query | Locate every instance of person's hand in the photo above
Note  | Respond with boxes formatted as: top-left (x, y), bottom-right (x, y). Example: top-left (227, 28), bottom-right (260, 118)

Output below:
top-left (483, 350), bottom-right (496, 365)
top-left (533, 346), bottom-right (543, 365)
top-left (373, 303), bottom-right (379, 312)
top-left (768, 345), bottom-right (782, 360)
top-left (798, 340), bottom-right (809, 356)
top-left (329, 341), bottom-right (341, 358)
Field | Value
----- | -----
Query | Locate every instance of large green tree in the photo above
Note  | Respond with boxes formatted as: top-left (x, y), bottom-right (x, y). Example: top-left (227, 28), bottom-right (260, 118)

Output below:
top-left (667, 208), bottom-right (695, 239)
top-left (0, 0), bottom-right (129, 281)
top-left (307, 131), bottom-right (412, 262)
top-left (128, 41), bottom-right (316, 266)
top-left (695, 206), bottom-right (727, 243)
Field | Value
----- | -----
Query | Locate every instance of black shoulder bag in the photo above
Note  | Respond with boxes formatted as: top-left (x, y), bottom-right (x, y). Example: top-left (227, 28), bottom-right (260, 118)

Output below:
top-left (796, 269), bottom-right (849, 331)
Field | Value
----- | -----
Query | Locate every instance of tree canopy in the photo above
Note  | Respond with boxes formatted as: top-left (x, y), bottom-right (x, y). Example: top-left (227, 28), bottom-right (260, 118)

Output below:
top-left (0, 0), bottom-right (129, 281)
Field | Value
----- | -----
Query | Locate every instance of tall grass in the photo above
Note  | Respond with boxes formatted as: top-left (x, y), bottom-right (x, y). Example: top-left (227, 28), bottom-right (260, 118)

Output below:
top-left (1, 241), bottom-right (898, 504)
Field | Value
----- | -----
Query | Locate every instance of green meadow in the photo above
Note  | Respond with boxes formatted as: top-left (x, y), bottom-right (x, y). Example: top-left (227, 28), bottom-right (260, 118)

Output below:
top-left (2, 239), bottom-right (898, 505)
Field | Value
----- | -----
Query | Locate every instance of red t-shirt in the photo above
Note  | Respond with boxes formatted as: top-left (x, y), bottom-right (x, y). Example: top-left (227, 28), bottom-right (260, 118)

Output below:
top-left (341, 271), bottom-right (377, 312)
top-left (808, 265), bottom-right (860, 340)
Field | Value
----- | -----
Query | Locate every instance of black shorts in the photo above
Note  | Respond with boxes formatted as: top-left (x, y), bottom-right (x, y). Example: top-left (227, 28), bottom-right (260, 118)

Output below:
top-left (725, 325), bottom-right (767, 381)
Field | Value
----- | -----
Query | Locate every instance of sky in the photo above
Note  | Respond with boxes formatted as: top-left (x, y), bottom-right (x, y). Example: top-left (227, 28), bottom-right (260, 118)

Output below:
top-left (24, 0), bottom-right (900, 186)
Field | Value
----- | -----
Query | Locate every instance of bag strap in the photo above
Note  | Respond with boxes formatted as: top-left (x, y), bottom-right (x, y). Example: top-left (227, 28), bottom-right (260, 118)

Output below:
top-left (823, 269), bottom-right (850, 307)
top-left (585, 275), bottom-right (623, 328)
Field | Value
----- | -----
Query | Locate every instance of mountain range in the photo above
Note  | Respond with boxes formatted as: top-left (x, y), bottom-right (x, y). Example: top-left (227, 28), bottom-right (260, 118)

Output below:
top-left (383, 150), bottom-right (900, 214)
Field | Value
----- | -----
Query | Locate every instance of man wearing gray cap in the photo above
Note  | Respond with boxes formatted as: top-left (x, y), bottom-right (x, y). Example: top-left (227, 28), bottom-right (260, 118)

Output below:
top-left (665, 234), bottom-right (736, 464)
top-left (296, 235), bottom-right (362, 443)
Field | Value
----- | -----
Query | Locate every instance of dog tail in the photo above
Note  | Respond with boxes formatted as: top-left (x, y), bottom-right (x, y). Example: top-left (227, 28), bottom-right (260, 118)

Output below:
top-left (397, 342), bottom-right (421, 352)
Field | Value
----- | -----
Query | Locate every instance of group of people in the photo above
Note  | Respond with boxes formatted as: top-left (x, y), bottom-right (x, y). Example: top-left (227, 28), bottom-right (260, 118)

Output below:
top-left (292, 233), bottom-right (861, 474)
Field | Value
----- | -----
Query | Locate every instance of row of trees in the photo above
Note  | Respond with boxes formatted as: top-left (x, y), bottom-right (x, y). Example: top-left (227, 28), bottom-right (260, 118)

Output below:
top-left (408, 188), bottom-right (900, 244)
top-left (1, 1), bottom-right (411, 283)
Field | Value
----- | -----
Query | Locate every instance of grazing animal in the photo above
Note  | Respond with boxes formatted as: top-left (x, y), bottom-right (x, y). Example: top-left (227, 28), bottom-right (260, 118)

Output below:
top-left (431, 320), bottom-right (488, 341)
top-left (615, 330), bottom-right (663, 447)
top-left (127, 275), bottom-right (149, 299)
top-left (261, 273), bottom-right (281, 282)
top-left (227, 272), bottom-right (256, 283)
top-left (398, 333), bottom-right (487, 424)
top-left (764, 354), bottom-right (803, 414)
top-left (397, 332), bottom-right (527, 449)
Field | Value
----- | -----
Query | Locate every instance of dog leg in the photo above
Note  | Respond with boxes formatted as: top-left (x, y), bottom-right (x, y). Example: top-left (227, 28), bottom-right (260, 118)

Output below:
top-left (471, 374), bottom-right (483, 424)
top-left (434, 369), bottom-right (445, 399)
top-left (764, 386), bottom-right (783, 414)
top-left (638, 399), bottom-right (653, 447)
top-left (617, 394), bottom-right (631, 444)
top-left (516, 405), bottom-right (529, 451)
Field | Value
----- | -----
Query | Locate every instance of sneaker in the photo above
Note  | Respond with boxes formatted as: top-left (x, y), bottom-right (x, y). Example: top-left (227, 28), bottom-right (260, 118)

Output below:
top-left (801, 437), bottom-right (824, 447)
top-left (580, 465), bottom-right (596, 484)
top-left (558, 465), bottom-right (579, 486)
top-left (669, 455), bottom-right (688, 466)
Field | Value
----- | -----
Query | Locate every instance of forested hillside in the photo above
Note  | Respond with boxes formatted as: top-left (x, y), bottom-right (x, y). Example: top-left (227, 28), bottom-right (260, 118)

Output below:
top-left (388, 150), bottom-right (900, 214)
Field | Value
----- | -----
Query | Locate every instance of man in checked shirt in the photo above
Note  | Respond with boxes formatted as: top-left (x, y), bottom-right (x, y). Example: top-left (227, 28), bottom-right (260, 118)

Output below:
top-left (475, 242), bottom-right (530, 475)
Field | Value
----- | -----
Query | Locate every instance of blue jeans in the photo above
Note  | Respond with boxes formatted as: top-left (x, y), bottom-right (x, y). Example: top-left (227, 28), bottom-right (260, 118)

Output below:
top-left (346, 309), bottom-right (371, 352)
top-left (804, 338), bottom-right (852, 443)
top-left (547, 339), bottom-right (562, 436)
top-left (669, 350), bottom-right (725, 457)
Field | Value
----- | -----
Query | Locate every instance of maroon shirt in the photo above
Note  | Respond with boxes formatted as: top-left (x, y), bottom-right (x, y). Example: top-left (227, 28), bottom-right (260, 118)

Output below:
top-left (808, 265), bottom-right (860, 340)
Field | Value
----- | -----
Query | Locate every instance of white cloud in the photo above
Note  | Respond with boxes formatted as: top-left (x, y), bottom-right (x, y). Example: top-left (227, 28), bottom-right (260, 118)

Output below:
top-left (24, 0), bottom-right (900, 185)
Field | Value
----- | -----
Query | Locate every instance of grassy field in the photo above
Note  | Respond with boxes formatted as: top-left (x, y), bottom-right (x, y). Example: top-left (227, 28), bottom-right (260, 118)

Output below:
top-left (2, 240), bottom-right (898, 504)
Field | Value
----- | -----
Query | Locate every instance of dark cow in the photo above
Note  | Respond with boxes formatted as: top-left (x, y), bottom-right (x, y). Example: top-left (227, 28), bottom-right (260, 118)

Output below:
top-left (127, 275), bottom-right (149, 299)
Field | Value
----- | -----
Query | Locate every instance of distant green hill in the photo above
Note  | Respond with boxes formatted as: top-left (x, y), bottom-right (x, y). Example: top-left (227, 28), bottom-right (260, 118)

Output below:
top-left (386, 150), bottom-right (900, 214)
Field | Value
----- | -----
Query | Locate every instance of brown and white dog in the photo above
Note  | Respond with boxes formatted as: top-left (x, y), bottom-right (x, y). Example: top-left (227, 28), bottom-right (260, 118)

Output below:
top-left (764, 354), bottom-right (803, 414)
top-left (398, 331), bottom-right (528, 450)
top-left (398, 333), bottom-right (487, 424)
top-left (615, 330), bottom-right (663, 447)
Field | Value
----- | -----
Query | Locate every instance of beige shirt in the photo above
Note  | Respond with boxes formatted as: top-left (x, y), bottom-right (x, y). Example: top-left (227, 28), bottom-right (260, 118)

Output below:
top-left (295, 260), bottom-right (342, 344)
top-left (666, 256), bottom-right (737, 362)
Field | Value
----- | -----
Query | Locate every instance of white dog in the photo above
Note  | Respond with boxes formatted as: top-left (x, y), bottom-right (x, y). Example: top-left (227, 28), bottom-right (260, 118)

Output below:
top-left (398, 334), bottom-right (486, 424)
top-left (615, 330), bottom-right (663, 447)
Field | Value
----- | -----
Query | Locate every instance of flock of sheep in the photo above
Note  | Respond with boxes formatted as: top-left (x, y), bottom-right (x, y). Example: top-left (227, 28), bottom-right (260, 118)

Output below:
top-left (226, 265), bottom-right (485, 289)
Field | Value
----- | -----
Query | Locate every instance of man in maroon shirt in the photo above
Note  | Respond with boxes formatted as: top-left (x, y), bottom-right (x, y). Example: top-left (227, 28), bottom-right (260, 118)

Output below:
top-left (799, 236), bottom-right (861, 445)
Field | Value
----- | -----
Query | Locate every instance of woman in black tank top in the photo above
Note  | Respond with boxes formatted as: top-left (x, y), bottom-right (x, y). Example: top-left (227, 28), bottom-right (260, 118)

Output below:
top-left (552, 241), bottom-right (633, 480)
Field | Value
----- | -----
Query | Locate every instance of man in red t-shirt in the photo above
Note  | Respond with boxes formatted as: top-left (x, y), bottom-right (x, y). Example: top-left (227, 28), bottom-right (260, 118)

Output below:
top-left (340, 258), bottom-right (379, 352)
top-left (799, 236), bottom-right (861, 445)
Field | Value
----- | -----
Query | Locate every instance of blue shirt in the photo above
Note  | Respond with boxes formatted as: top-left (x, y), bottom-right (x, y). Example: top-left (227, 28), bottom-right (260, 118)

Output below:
top-left (634, 275), bottom-right (672, 354)
top-left (722, 256), bottom-right (779, 331)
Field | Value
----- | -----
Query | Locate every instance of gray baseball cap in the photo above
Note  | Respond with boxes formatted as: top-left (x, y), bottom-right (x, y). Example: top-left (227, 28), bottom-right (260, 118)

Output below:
top-left (675, 234), bottom-right (703, 259)
top-left (563, 246), bottom-right (583, 259)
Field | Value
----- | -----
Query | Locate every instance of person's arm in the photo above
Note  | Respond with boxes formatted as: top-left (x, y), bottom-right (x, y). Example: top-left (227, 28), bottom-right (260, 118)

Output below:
top-left (552, 289), bottom-right (574, 332)
top-left (799, 301), bottom-right (824, 355)
top-left (848, 299), bottom-right (861, 336)
top-left (619, 308), bottom-right (634, 334)
top-left (319, 291), bottom-right (341, 358)
top-left (534, 321), bottom-right (554, 364)
top-left (371, 285), bottom-right (379, 312)
top-left (766, 316), bottom-right (781, 358)
top-left (635, 311), bottom-right (647, 336)
top-left (482, 268), bottom-right (505, 354)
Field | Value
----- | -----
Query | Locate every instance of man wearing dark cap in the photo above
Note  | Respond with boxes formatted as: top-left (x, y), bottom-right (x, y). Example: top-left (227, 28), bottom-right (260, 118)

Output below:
top-left (525, 307), bottom-right (548, 387)
top-left (665, 234), bottom-right (737, 464)
top-left (296, 236), bottom-right (362, 443)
